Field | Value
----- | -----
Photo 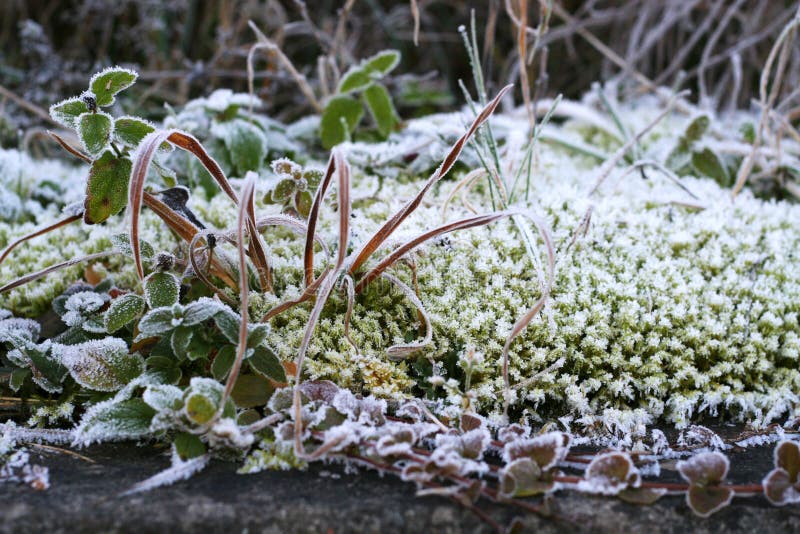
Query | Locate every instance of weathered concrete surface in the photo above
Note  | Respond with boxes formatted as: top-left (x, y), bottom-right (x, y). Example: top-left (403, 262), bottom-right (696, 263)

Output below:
top-left (2, 441), bottom-right (800, 533)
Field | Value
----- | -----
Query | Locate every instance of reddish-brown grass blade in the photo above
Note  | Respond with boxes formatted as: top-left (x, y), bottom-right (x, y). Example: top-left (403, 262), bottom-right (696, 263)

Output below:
top-left (347, 84), bottom-right (513, 276)
top-left (0, 252), bottom-right (119, 294)
top-left (0, 213), bottom-right (82, 268)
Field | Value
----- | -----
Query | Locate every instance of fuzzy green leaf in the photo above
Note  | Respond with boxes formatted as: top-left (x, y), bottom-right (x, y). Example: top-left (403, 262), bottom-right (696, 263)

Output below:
top-left (684, 115), bottom-right (710, 143)
top-left (90, 67), bottom-right (138, 107)
top-left (248, 346), bottom-right (285, 382)
top-left (212, 119), bottom-right (267, 175)
top-left (337, 68), bottom-right (374, 94)
top-left (144, 272), bottom-right (180, 309)
top-left (211, 346), bottom-right (236, 381)
top-left (320, 96), bottom-right (364, 149)
top-left (49, 97), bottom-right (89, 129)
top-left (111, 234), bottom-right (154, 259)
top-left (77, 111), bottom-right (113, 157)
top-left (363, 83), bottom-right (398, 138)
top-left (104, 294), bottom-right (145, 333)
top-left (230, 374), bottom-right (273, 408)
top-left (294, 191), bottom-right (312, 218)
top-left (137, 307), bottom-right (178, 337)
top-left (170, 326), bottom-right (193, 357)
top-left (182, 298), bottom-right (224, 326)
top-left (76, 398), bottom-right (156, 445)
top-left (692, 148), bottom-right (730, 186)
top-left (57, 337), bottom-right (144, 392)
top-left (83, 151), bottom-right (132, 225)
top-left (144, 355), bottom-right (181, 385)
top-left (174, 432), bottom-right (206, 460)
top-left (363, 50), bottom-right (401, 76)
top-left (273, 179), bottom-right (296, 202)
top-left (9, 367), bottom-right (30, 392)
top-left (114, 116), bottom-right (155, 148)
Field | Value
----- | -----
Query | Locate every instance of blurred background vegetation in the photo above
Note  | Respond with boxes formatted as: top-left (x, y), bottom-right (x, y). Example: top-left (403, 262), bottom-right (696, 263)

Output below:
top-left (1, 0), bottom-right (799, 148)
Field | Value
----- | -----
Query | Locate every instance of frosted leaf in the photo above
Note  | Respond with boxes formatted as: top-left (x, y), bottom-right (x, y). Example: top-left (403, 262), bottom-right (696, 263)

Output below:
top-left (104, 294), bottom-right (146, 333)
top-left (0, 317), bottom-right (41, 344)
top-left (503, 432), bottom-right (571, 469)
top-left (143, 384), bottom-right (183, 412)
top-left (764, 441), bottom-right (800, 505)
top-left (299, 381), bottom-right (341, 404)
top-left (138, 306), bottom-right (181, 336)
top-left (55, 337), bottom-right (144, 392)
top-left (498, 423), bottom-right (530, 444)
top-left (183, 297), bottom-right (225, 325)
top-left (268, 387), bottom-right (294, 413)
top-left (182, 377), bottom-right (225, 425)
top-left (677, 451), bottom-right (729, 486)
top-left (374, 426), bottom-right (416, 457)
top-left (144, 272), bottom-right (180, 309)
top-left (499, 458), bottom-right (552, 497)
top-left (89, 66), bottom-right (138, 107)
top-left (578, 452), bottom-right (640, 495)
top-left (60, 291), bottom-right (108, 327)
top-left (120, 454), bottom-right (209, 496)
top-left (73, 398), bottom-right (156, 446)
top-left (677, 425), bottom-right (727, 450)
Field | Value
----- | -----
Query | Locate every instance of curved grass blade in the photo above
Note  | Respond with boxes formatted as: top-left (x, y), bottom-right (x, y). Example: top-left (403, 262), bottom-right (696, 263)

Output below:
top-left (48, 131), bottom-right (91, 164)
top-left (0, 251), bottom-right (119, 294)
top-left (130, 130), bottom-right (272, 291)
top-left (303, 154), bottom-right (337, 287)
top-left (222, 173), bottom-right (257, 407)
top-left (0, 213), bottom-right (83, 268)
top-left (348, 84), bottom-right (512, 276)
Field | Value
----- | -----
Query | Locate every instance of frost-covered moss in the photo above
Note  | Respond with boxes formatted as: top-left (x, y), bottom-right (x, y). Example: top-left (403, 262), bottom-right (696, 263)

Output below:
top-left (2, 94), bottom-right (800, 431)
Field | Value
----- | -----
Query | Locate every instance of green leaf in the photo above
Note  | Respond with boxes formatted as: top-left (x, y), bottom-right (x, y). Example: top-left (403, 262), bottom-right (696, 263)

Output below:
top-left (248, 346), bottom-right (285, 382)
top-left (320, 96), bottom-right (364, 149)
top-left (75, 398), bottom-right (156, 445)
top-left (138, 307), bottom-right (179, 337)
top-left (145, 355), bottom-right (181, 385)
top-left (211, 345), bottom-right (236, 381)
top-left (337, 68), bottom-right (374, 94)
top-left (684, 114), bottom-right (710, 143)
top-left (294, 191), bottom-right (313, 218)
top-left (49, 97), bottom-right (89, 129)
top-left (273, 179), bottom-right (296, 202)
top-left (363, 83), bottom-right (398, 138)
top-left (230, 374), bottom-right (273, 408)
top-left (26, 343), bottom-right (68, 386)
top-left (77, 111), bottom-right (114, 157)
top-left (363, 50), bottom-right (401, 76)
top-left (114, 116), bottom-right (155, 148)
top-left (144, 272), bottom-right (180, 308)
top-left (183, 298), bottom-right (225, 326)
top-left (57, 337), bottom-right (144, 392)
top-left (170, 326), bottom-right (193, 357)
top-left (111, 233), bottom-right (154, 259)
top-left (9, 367), bottom-right (30, 392)
top-left (104, 294), bottom-right (145, 333)
top-left (212, 119), bottom-right (267, 175)
top-left (174, 432), bottom-right (206, 460)
top-left (83, 153), bottom-right (131, 225)
top-left (692, 148), bottom-right (730, 186)
top-left (90, 67), bottom-right (138, 107)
